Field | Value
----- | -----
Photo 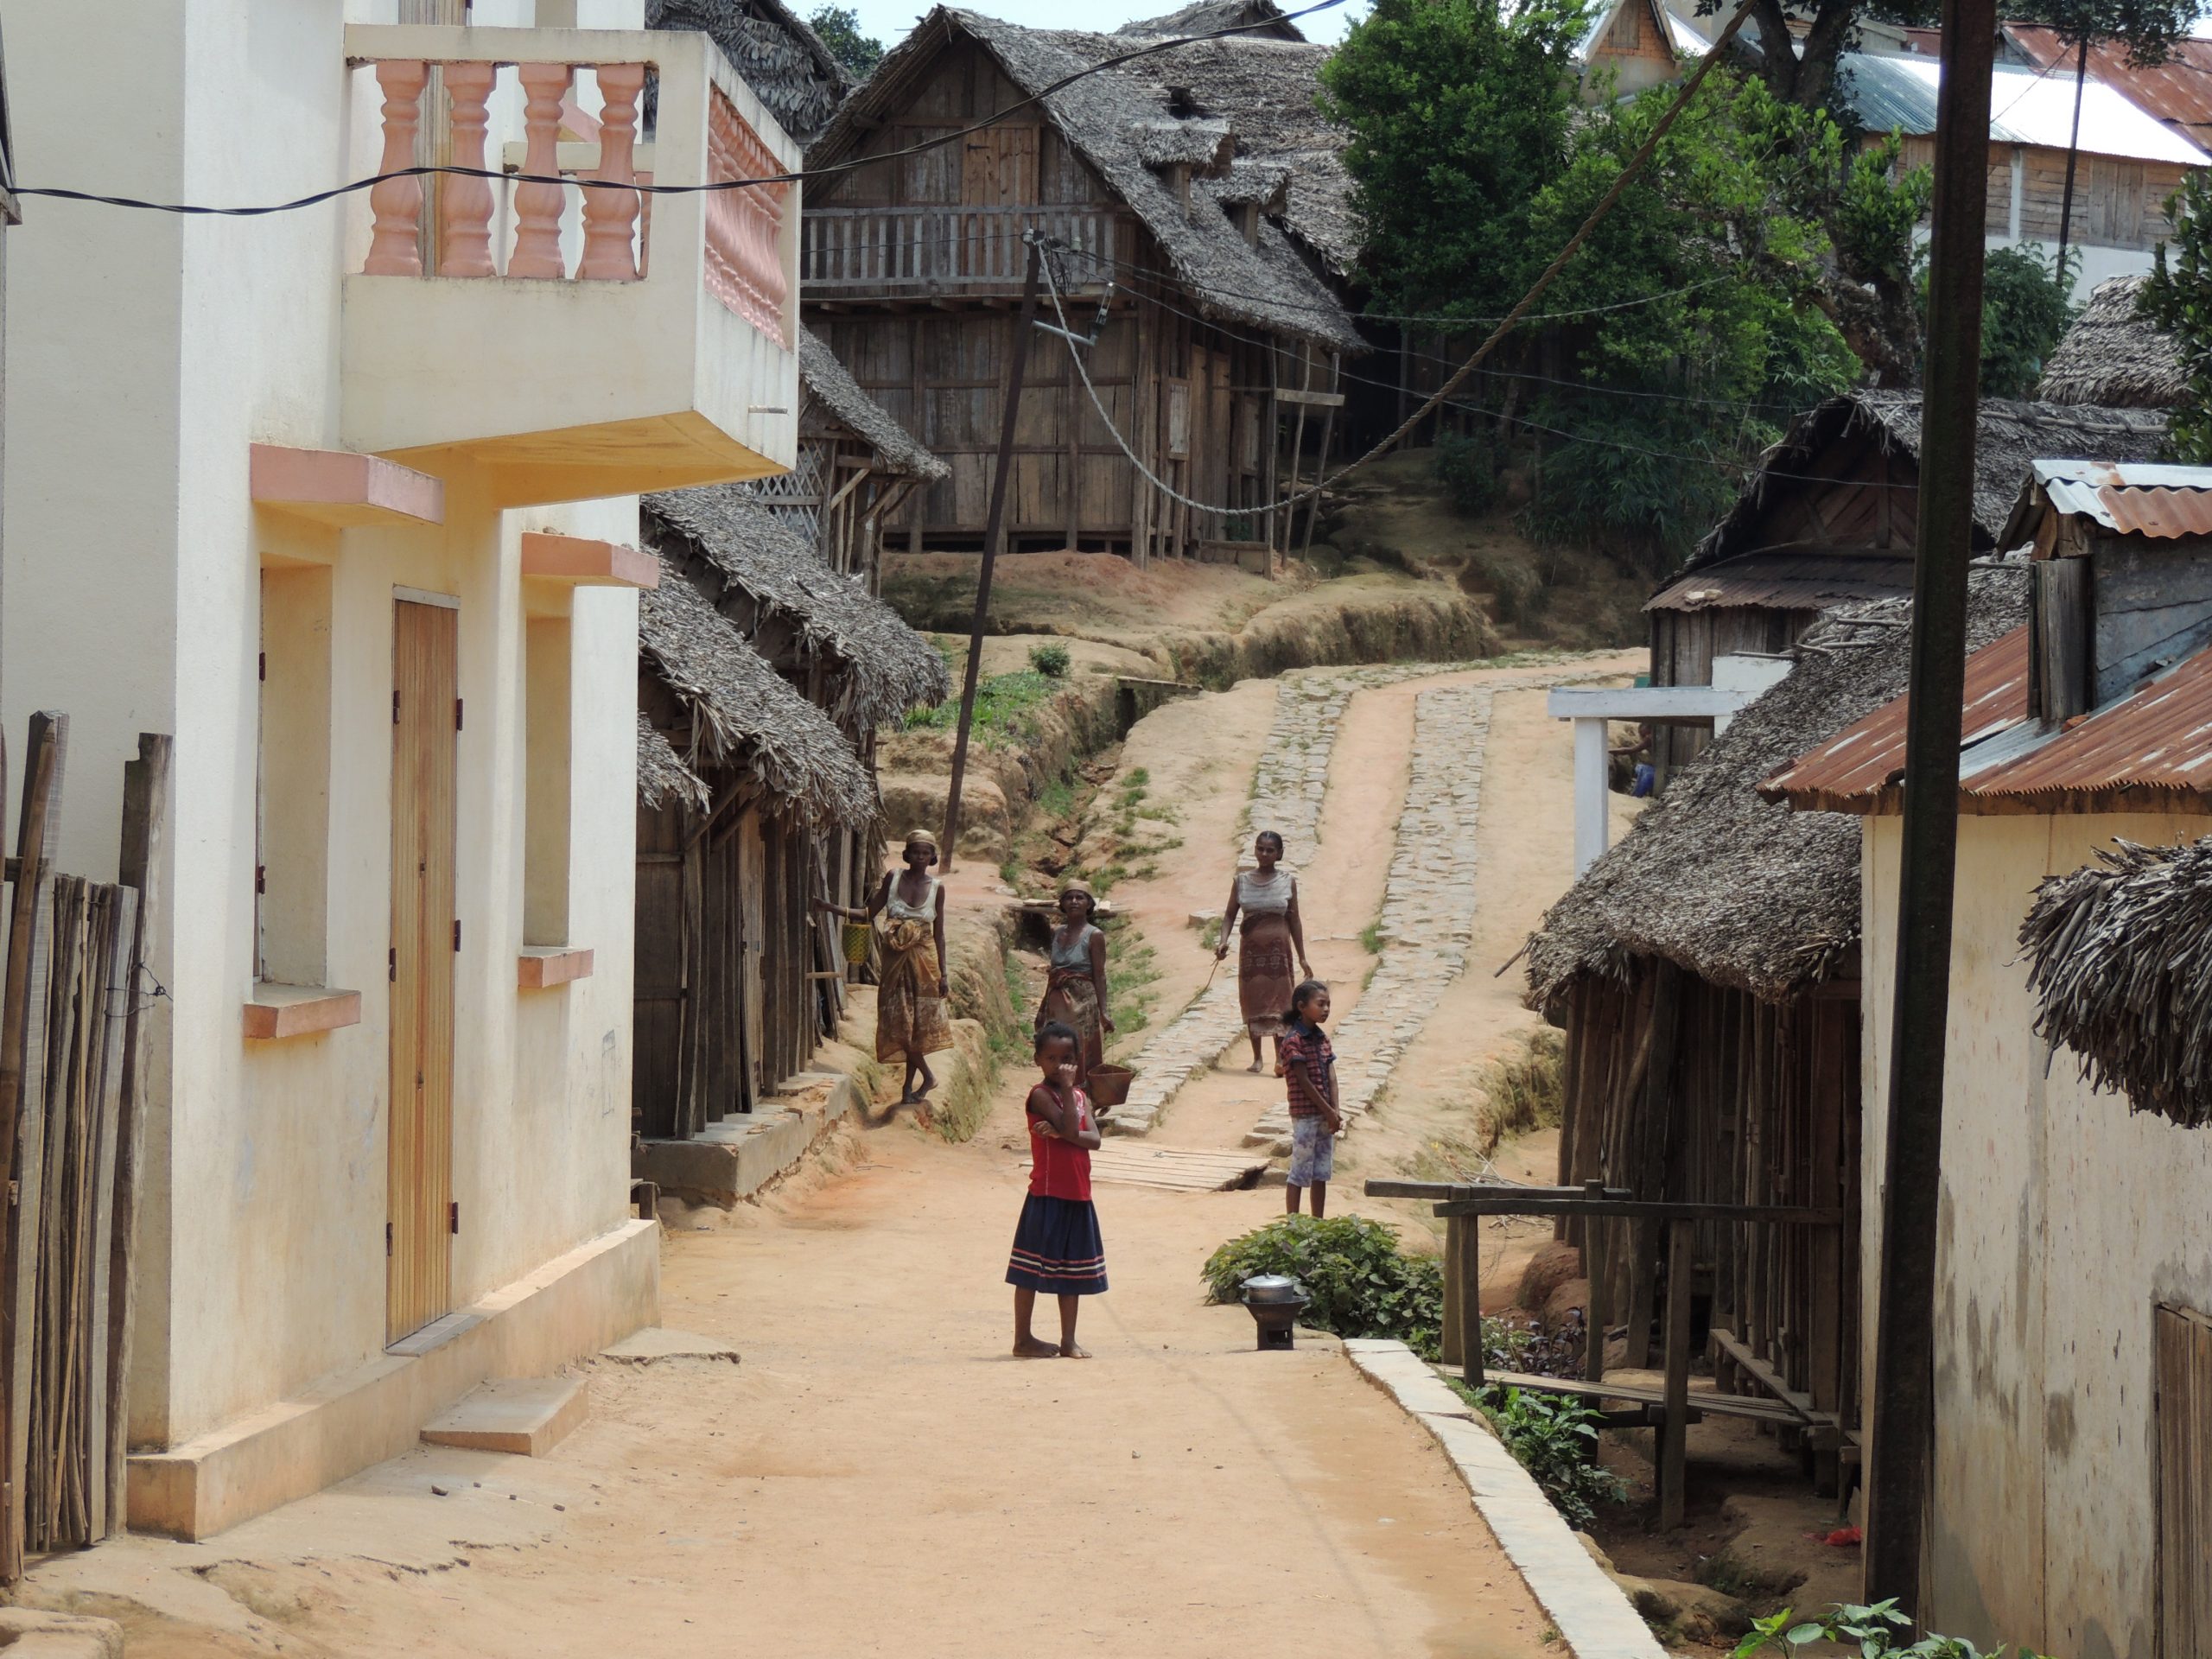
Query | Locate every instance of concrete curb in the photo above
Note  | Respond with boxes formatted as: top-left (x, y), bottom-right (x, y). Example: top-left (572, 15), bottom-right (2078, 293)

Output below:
top-left (1343, 1339), bottom-right (1664, 1659)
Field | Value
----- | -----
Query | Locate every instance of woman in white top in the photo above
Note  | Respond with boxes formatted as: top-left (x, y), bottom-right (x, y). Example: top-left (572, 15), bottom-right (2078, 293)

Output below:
top-left (1214, 830), bottom-right (1313, 1073)
top-left (819, 828), bottom-right (950, 1105)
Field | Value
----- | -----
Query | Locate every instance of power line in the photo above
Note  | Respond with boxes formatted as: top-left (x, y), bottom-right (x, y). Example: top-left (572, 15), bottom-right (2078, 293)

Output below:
top-left (14, 0), bottom-right (1351, 216)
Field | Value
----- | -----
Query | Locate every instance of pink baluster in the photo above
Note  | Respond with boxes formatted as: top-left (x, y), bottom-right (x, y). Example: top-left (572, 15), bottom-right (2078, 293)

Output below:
top-left (438, 61), bottom-right (498, 278)
top-left (365, 60), bottom-right (429, 276)
top-left (510, 62), bottom-right (574, 280)
top-left (579, 63), bottom-right (644, 281)
top-left (702, 102), bottom-right (737, 309)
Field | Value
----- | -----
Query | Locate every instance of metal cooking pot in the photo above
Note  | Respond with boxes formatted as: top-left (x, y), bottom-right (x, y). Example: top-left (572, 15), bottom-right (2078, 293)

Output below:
top-left (1240, 1274), bottom-right (1306, 1305)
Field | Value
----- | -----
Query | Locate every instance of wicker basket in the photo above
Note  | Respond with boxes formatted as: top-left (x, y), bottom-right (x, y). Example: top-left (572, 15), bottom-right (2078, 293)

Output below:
top-left (1087, 1064), bottom-right (1133, 1109)
top-left (842, 921), bottom-right (874, 964)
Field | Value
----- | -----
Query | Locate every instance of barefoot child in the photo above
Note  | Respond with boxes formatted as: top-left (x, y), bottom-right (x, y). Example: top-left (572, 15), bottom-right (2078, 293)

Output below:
top-left (1008, 1023), bottom-right (1107, 1358)
top-left (1279, 981), bottom-right (1341, 1217)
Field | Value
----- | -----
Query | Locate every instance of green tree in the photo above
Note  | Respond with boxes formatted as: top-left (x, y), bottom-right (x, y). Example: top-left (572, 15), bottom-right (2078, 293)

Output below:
top-left (1318, 0), bottom-right (1588, 321)
top-left (1972, 244), bottom-right (2078, 397)
top-left (808, 5), bottom-right (883, 79)
top-left (2140, 169), bottom-right (2212, 462)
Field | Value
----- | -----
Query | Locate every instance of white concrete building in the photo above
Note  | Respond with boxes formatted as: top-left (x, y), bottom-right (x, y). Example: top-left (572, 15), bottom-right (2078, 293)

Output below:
top-left (0, 0), bottom-right (799, 1537)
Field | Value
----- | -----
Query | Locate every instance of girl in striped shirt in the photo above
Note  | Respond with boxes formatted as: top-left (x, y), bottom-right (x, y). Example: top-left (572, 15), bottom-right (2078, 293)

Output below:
top-left (1278, 981), bottom-right (1341, 1217)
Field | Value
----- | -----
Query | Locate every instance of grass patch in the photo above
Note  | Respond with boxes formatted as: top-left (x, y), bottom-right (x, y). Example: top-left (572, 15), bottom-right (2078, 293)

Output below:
top-left (1198, 914), bottom-right (1222, 953)
top-left (900, 666), bottom-right (1059, 748)
top-left (1358, 917), bottom-right (1384, 956)
top-left (1106, 926), bottom-right (1160, 1039)
top-left (1472, 1027), bottom-right (1566, 1156)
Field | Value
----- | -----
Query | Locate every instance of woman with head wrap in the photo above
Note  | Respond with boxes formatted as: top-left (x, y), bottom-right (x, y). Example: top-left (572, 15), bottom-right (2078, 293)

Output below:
top-left (819, 828), bottom-right (951, 1104)
top-left (1034, 880), bottom-right (1112, 1090)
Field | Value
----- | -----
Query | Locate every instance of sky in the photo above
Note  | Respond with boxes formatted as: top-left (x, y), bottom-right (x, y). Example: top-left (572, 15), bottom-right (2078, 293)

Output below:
top-left (836, 0), bottom-right (1370, 49)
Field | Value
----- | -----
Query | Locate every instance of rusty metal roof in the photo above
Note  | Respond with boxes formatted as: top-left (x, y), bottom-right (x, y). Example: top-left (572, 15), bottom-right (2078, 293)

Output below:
top-left (1646, 550), bottom-right (1915, 615)
top-left (1761, 626), bottom-right (2031, 810)
top-left (2005, 26), bottom-right (2212, 142)
top-left (2022, 459), bottom-right (2212, 540)
top-left (1765, 627), bottom-right (2212, 813)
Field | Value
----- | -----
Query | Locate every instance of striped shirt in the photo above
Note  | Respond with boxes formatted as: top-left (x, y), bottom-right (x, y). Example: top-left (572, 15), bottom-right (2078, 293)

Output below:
top-left (1280, 1024), bottom-right (1336, 1120)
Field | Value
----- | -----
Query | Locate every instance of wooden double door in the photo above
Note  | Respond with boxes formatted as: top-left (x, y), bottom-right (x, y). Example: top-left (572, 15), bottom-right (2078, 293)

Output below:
top-left (388, 598), bottom-right (459, 1344)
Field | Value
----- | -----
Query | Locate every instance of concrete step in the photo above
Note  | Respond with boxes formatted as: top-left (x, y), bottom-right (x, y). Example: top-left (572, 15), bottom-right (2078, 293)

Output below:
top-left (601, 1327), bottom-right (741, 1367)
top-left (420, 1376), bottom-right (588, 1458)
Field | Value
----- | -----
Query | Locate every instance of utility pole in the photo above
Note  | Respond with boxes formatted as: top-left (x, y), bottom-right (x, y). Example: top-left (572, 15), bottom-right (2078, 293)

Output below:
top-left (2056, 33), bottom-right (2089, 280)
top-left (940, 234), bottom-right (1045, 874)
top-left (1865, 0), bottom-right (1995, 1625)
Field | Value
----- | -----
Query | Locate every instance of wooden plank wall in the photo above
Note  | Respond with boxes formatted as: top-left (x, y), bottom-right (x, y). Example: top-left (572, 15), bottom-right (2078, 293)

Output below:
top-left (1552, 960), bottom-right (1863, 1458)
top-left (1897, 136), bottom-right (2183, 252)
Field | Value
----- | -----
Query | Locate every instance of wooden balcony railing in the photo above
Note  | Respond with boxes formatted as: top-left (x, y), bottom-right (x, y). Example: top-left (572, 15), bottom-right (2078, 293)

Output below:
top-left (801, 207), bottom-right (1123, 290)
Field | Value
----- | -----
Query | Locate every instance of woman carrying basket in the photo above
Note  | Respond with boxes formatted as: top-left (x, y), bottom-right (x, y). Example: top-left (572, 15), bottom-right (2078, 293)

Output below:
top-left (1034, 880), bottom-right (1113, 1089)
top-left (817, 829), bottom-right (950, 1106)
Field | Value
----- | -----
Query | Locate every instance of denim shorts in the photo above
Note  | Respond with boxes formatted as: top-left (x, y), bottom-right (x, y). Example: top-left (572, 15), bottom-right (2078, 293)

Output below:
top-left (1288, 1115), bottom-right (1335, 1185)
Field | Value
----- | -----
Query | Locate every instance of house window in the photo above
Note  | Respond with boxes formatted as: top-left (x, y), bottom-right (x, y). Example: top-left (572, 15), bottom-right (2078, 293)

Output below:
top-left (2157, 1302), bottom-right (2212, 1656)
top-left (257, 566), bottom-right (334, 985)
top-left (523, 617), bottom-right (572, 948)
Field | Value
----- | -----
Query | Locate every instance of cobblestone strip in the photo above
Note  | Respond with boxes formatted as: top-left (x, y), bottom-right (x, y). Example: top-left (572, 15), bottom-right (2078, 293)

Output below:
top-left (1246, 685), bottom-right (1492, 1150)
top-left (1106, 664), bottom-right (1460, 1136)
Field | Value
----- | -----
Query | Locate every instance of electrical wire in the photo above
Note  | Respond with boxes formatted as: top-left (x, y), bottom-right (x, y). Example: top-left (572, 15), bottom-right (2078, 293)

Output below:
top-left (12, 0), bottom-right (1351, 216)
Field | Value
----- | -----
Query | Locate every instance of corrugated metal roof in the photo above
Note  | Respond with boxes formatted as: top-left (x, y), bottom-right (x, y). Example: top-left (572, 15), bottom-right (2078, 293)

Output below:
top-left (1761, 626), bottom-right (2032, 810)
top-left (1646, 550), bottom-right (1914, 614)
top-left (2026, 459), bottom-right (2212, 538)
top-left (1765, 628), bottom-right (2212, 811)
top-left (1839, 52), bottom-right (2211, 166)
top-left (2005, 26), bottom-right (2212, 140)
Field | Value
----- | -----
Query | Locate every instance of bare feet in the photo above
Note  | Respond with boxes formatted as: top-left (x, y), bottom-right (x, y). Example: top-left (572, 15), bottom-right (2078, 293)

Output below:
top-left (1013, 1336), bottom-right (1059, 1358)
top-left (1245, 1060), bottom-right (1265, 1074)
top-left (1058, 1341), bottom-right (1092, 1358)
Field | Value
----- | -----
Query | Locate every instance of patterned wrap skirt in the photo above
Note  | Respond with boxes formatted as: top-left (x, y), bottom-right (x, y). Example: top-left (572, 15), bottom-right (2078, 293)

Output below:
top-left (1037, 969), bottom-right (1105, 1083)
top-left (1005, 1195), bottom-right (1109, 1295)
top-left (1238, 910), bottom-right (1295, 1039)
top-left (876, 918), bottom-right (951, 1062)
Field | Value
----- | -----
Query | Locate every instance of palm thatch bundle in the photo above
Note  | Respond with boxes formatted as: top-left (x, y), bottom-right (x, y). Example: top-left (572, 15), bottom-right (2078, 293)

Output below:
top-left (1689, 393), bottom-right (2169, 573)
top-left (2032, 275), bottom-right (2185, 410)
top-left (647, 0), bottom-right (851, 143)
top-left (798, 327), bottom-right (949, 481)
top-left (637, 711), bottom-right (713, 813)
top-left (1128, 117), bottom-right (1236, 168)
top-left (639, 564), bottom-right (875, 826)
top-left (2019, 836), bottom-right (2212, 1128)
top-left (1524, 568), bottom-right (2029, 1007)
top-left (645, 485), bottom-right (951, 728)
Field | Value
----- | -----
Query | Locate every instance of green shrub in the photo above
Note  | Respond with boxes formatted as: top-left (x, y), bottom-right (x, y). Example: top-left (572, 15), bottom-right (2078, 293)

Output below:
top-left (1028, 642), bottom-right (1072, 678)
top-left (1454, 1383), bottom-right (1625, 1529)
top-left (1432, 428), bottom-right (1503, 516)
top-left (1202, 1216), bottom-right (1443, 1357)
top-left (1734, 1601), bottom-right (2048, 1659)
top-left (899, 669), bottom-right (1056, 741)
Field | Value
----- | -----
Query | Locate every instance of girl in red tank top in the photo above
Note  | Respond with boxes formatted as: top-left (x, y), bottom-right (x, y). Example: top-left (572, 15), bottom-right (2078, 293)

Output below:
top-left (1007, 1023), bottom-right (1108, 1357)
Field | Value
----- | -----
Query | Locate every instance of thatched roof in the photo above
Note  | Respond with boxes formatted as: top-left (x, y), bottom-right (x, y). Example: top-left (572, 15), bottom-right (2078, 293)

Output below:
top-left (2032, 275), bottom-right (2186, 410)
top-left (798, 327), bottom-right (947, 480)
top-left (1688, 392), bottom-right (2171, 574)
top-left (638, 560), bottom-right (875, 825)
top-left (2020, 835), bottom-right (2212, 1128)
top-left (648, 0), bottom-right (851, 143)
top-left (810, 10), bottom-right (1363, 345)
top-left (638, 710), bottom-right (713, 813)
top-left (644, 485), bottom-right (950, 728)
top-left (1524, 567), bottom-right (2030, 1006)
top-left (1115, 0), bottom-right (1309, 42)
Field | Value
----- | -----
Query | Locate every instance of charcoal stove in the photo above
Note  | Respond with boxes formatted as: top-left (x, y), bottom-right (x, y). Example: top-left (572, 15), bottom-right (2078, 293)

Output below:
top-left (1240, 1274), bottom-right (1310, 1351)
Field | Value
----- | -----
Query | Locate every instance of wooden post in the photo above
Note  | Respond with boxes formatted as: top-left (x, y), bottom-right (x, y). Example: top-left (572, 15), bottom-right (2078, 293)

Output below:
top-left (1458, 1213), bottom-right (1485, 1390)
top-left (1299, 351), bottom-right (1339, 563)
top-left (941, 238), bottom-right (1044, 873)
top-left (1659, 1217), bottom-right (1695, 1529)
top-left (1440, 1214), bottom-right (1465, 1370)
top-left (105, 735), bottom-right (168, 1536)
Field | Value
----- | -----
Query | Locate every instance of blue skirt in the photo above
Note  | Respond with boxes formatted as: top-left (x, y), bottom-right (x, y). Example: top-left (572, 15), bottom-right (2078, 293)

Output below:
top-left (1006, 1194), bottom-right (1108, 1295)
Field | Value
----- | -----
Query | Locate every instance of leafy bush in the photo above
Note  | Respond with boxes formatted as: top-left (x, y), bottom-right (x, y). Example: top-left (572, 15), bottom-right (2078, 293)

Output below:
top-left (1734, 1600), bottom-right (2047, 1659)
top-left (1432, 429), bottom-right (1503, 517)
top-left (1202, 1216), bottom-right (1442, 1357)
top-left (899, 670), bottom-right (1057, 742)
top-left (1461, 1384), bottom-right (1625, 1529)
top-left (1520, 397), bottom-right (1756, 572)
top-left (1028, 642), bottom-right (1072, 678)
top-left (1959, 243), bottom-right (2077, 398)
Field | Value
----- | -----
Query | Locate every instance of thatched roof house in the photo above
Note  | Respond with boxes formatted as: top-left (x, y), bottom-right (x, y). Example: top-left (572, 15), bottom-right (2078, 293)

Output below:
top-left (637, 710), bottom-right (711, 813)
top-left (797, 328), bottom-right (948, 485)
top-left (2020, 835), bottom-right (2212, 1128)
top-left (2032, 274), bottom-right (2186, 410)
top-left (637, 559), bottom-right (875, 826)
top-left (1115, 0), bottom-right (1308, 43)
top-left (648, 0), bottom-right (851, 143)
top-left (645, 484), bottom-right (950, 728)
top-left (1531, 567), bottom-right (2031, 1007)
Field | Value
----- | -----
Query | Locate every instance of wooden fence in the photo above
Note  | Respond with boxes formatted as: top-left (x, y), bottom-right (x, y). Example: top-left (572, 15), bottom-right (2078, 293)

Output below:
top-left (0, 717), bottom-right (170, 1579)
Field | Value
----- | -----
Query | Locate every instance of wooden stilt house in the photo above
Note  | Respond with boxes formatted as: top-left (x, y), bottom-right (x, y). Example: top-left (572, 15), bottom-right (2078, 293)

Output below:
top-left (1521, 569), bottom-right (2028, 1494)
top-left (636, 566), bottom-right (878, 1135)
top-left (739, 329), bottom-right (953, 595)
top-left (800, 7), bottom-right (1364, 563)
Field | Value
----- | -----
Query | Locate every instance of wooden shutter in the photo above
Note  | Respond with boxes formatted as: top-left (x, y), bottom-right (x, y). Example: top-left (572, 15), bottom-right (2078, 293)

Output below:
top-left (2158, 1303), bottom-right (2212, 1658)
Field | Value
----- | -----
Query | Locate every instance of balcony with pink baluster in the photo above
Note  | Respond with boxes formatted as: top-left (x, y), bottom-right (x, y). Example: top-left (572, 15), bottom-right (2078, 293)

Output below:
top-left (340, 25), bottom-right (798, 507)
